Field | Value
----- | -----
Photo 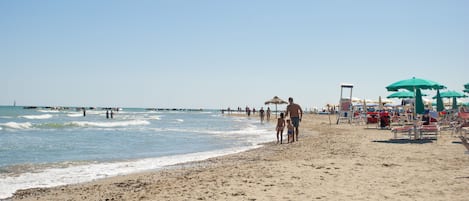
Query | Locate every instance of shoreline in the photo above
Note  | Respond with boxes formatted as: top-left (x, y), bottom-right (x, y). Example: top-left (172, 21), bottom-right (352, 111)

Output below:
top-left (10, 113), bottom-right (469, 201)
top-left (0, 111), bottom-right (271, 199)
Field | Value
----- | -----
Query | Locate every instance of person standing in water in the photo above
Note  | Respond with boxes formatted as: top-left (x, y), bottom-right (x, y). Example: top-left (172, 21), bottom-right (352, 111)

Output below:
top-left (266, 107), bottom-right (271, 121)
top-left (259, 107), bottom-right (265, 124)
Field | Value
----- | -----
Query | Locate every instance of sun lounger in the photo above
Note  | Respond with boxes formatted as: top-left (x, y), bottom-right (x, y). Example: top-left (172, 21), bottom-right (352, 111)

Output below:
top-left (389, 115), bottom-right (403, 127)
top-left (418, 124), bottom-right (440, 140)
top-left (452, 112), bottom-right (469, 135)
top-left (391, 125), bottom-right (414, 139)
top-left (366, 112), bottom-right (379, 128)
top-left (459, 112), bottom-right (469, 119)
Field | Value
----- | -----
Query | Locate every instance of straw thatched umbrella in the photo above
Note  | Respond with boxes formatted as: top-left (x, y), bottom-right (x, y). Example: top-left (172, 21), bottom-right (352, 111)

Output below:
top-left (265, 96), bottom-right (288, 118)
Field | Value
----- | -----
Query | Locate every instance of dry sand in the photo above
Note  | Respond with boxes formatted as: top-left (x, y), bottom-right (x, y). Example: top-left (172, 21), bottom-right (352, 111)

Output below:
top-left (11, 114), bottom-right (469, 201)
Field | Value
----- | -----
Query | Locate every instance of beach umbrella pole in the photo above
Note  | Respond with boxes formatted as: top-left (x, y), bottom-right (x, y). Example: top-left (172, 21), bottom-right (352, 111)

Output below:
top-left (413, 87), bottom-right (418, 139)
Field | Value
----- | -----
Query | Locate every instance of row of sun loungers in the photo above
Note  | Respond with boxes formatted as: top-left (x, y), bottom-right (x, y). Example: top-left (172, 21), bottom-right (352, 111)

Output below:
top-left (390, 112), bottom-right (469, 140)
top-left (391, 124), bottom-right (440, 140)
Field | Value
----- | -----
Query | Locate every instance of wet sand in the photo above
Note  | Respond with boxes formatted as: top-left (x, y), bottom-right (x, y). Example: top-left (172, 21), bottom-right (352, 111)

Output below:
top-left (11, 114), bottom-right (469, 201)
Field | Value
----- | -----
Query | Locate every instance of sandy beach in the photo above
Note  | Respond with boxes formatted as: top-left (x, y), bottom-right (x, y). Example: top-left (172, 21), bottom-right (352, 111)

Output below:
top-left (10, 113), bottom-right (469, 201)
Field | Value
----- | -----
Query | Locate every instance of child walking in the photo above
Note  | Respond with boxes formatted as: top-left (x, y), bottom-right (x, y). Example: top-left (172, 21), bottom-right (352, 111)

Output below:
top-left (276, 113), bottom-right (285, 144)
top-left (286, 119), bottom-right (295, 143)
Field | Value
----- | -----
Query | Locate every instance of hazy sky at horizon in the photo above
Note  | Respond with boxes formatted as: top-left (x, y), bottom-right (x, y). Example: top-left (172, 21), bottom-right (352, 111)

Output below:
top-left (1, 0), bottom-right (468, 109)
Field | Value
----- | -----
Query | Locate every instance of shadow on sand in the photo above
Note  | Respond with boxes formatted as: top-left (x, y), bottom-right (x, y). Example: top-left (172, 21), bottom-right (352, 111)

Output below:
top-left (372, 139), bottom-right (435, 144)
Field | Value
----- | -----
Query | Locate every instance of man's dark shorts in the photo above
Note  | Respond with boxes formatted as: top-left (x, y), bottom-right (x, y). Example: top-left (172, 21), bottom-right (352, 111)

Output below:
top-left (291, 117), bottom-right (300, 128)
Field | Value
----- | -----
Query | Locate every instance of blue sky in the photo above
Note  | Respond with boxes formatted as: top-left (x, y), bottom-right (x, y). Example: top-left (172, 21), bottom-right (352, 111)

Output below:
top-left (1, 0), bottom-right (468, 109)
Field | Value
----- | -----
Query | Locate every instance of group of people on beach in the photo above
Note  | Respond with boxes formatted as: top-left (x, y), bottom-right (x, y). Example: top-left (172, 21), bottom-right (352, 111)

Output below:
top-left (223, 97), bottom-right (303, 144)
top-left (275, 97), bottom-right (303, 144)
top-left (258, 107), bottom-right (271, 123)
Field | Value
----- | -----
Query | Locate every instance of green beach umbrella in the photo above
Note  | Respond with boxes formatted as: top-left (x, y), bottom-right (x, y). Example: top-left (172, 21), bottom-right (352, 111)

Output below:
top-left (464, 83), bottom-right (469, 89)
top-left (435, 90), bottom-right (444, 112)
top-left (452, 97), bottom-right (458, 110)
top-left (386, 90), bottom-right (427, 99)
top-left (436, 90), bottom-right (468, 99)
top-left (386, 77), bottom-right (445, 139)
top-left (386, 77), bottom-right (446, 92)
top-left (415, 88), bottom-right (425, 114)
top-left (432, 90), bottom-right (467, 110)
top-left (386, 77), bottom-right (445, 117)
top-left (465, 89), bottom-right (469, 93)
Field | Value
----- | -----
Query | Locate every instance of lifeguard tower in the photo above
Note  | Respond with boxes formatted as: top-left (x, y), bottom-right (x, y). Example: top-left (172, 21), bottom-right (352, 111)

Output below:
top-left (337, 83), bottom-right (354, 124)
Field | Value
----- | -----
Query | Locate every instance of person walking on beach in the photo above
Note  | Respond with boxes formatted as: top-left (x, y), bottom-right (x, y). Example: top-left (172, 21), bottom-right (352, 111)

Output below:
top-left (259, 107), bottom-right (265, 123)
top-left (285, 97), bottom-right (303, 142)
top-left (266, 107), bottom-right (271, 121)
top-left (286, 119), bottom-right (294, 143)
top-left (276, 113), bottom-right (285, 144)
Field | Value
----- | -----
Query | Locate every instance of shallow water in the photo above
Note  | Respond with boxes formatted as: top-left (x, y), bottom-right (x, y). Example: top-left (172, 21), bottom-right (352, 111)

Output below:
top-left (0, 106), bottom-right (273, 198)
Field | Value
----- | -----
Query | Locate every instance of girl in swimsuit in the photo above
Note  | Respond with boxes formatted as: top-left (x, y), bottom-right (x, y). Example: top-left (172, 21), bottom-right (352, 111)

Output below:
top-left (276, 113), bottom-right (285, 144)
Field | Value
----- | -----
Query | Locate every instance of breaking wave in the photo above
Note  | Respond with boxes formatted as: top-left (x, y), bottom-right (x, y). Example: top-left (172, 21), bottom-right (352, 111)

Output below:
top-left (0, 122), bottom-right (33, 130)
top-left (67, 120), bottom-right (151, 128)
top-left (20, 114), bottom-right (53, 120)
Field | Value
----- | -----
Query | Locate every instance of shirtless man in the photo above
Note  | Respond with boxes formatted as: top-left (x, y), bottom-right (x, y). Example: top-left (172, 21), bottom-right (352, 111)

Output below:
top-left (285, 97), bottom-right (303, 142)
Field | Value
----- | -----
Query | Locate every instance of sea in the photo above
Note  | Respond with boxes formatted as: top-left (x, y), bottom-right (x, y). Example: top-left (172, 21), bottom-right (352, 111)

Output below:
top-left (0, 106), bottom-right (273, 199)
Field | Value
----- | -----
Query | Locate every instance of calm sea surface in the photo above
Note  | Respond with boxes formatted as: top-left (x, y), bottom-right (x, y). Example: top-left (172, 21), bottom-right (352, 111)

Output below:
top-left (0, 106), bottom-right (273, 199)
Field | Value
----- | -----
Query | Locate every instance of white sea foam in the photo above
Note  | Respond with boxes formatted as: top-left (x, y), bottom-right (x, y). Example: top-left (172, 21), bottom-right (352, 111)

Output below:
top-left (83, 110), bottom-right (106, 115)
top-left (163, 124), bottom-right (273, 146)
top-left (0, 122), bottom-right (33, 130)
top-left (0, 146), bottom-right (260, 199)
top-left (37, 110), bottom-right (61, 113)
top-left (68, 120), bottom-right (150, 128)
top-left (119, 111), bottom-right (160, 114)
top-left (66, 113), bottom-right (83, 117)
top-left (20, 114), bottom-right (53, 120)
top-left (147, 115), bottom-right (162, 120)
